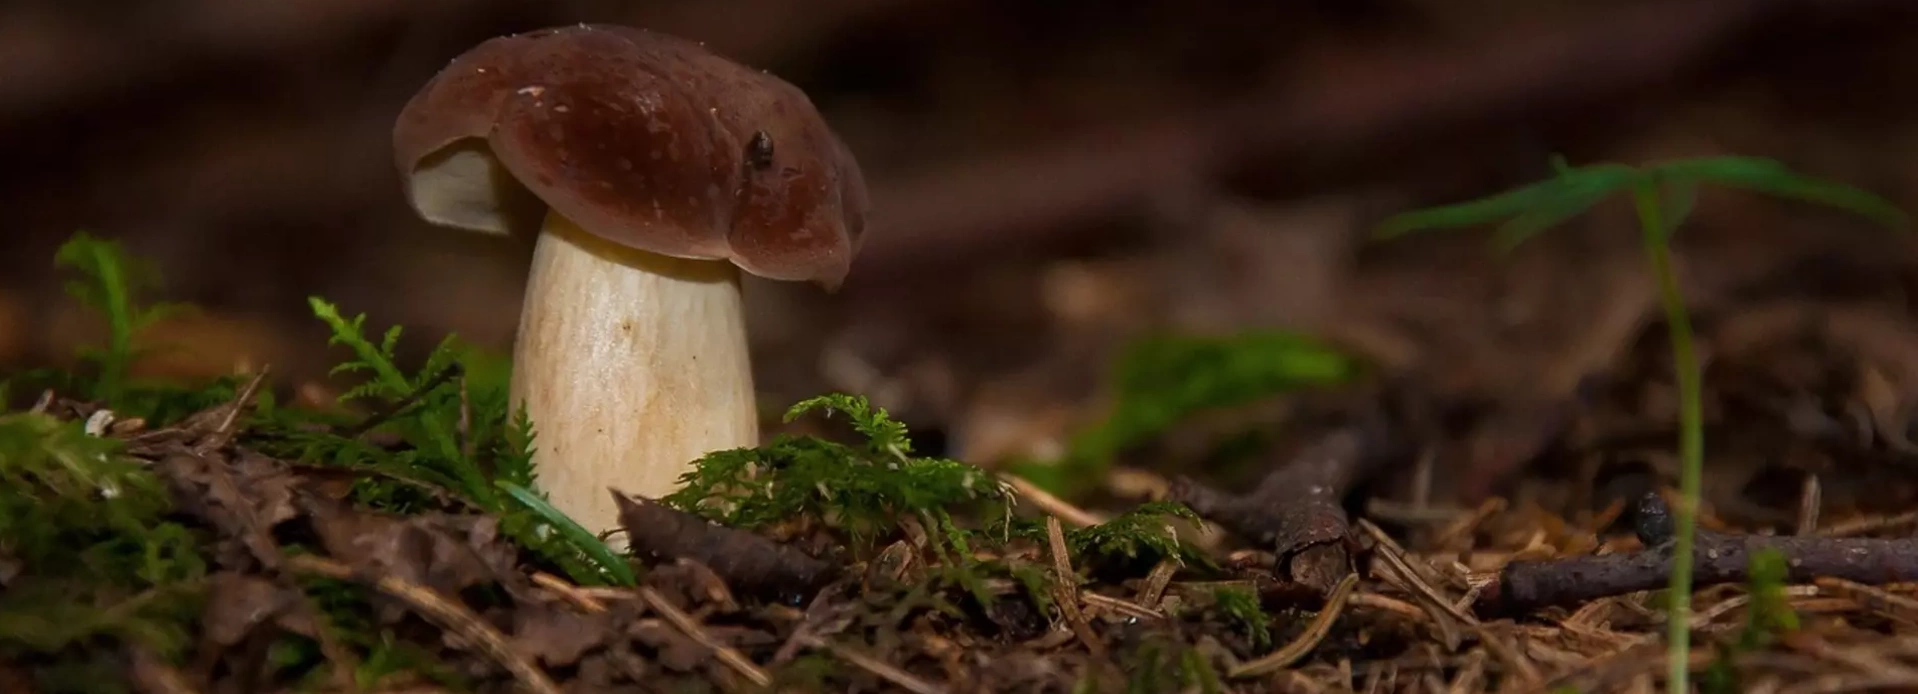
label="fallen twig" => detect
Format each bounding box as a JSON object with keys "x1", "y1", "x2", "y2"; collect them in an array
[
  {"x1": 1479, "y1": 489, "x2": 1918, "y2": 616},
  {"x1": 1136, "y1": 559, "x2": 1179, "y2": 609},
  {"x1": 1817, "y1": 510, "x2": 1918, "y2": 538},
  {"x1": 1173, "y1": 416, "x2": 1408, "y2": 593},
  {"x1": 531, "y1": 571, "x2": 609, "y2": 614},
  {"x1": 637, "y1": 586, "x2": 773, "y2": 689},
  {"x1": 1046, "y1": 515, "x2": 1109, "y2": 660},
  {"x1": 1081, "y1": 591, "x2": 1163, "y2": 621},
  {"x1": 1358, "y1": 518, "x2": 1470, "y2": 650},
  {"x1": 797, "y1": 634, "x2": 949, "y2": 694},
  {"x1": 1814, "y1": 577, "x2": 1918, "y2": 629},
  {"x1": 612, "y1": 492, "x2": 839, "y2": 603},
  {"x1": 193, "y1": 367, "x2": 269, "y2": 454},
  {"x1": 1004, "y1": 473, "x2": 1107, "y2": 528},
  {"x1": 284, "y1": 554, "x2": 561, "y2": 694}
]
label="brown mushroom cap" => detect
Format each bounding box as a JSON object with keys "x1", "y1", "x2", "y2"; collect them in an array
[{"x1": 393, "y1": 24, "x2": 868, "y2": 287}]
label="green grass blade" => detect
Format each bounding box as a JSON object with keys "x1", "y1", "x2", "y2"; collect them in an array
[
  {"x1": 496, "y1": 481, "x2": 637, "y2": 587},
  {"x1": 1653, "y1": 156, "x2": 1910, "y2": 230}
]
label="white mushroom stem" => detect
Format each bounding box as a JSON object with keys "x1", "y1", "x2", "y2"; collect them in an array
[{"x1": 512, "y1": 209, "x2": 758, "y2": 537}]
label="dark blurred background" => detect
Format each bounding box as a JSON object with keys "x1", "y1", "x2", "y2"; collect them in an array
[{"x1": 5, "y1": 0, "x2": 1918, "y2": 473}]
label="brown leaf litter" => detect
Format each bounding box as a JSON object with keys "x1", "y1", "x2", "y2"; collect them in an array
[{"x1": 20, "y1": 214, "x2": 1918, "y2": 691}]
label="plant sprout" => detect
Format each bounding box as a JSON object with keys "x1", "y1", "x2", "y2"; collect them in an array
[
  {"x1": 1374, "y1": 155, "x2": 1909, "y2": 694},
  {"x1": 52, "y1": 232, "x2": 193, "y2": 409}
]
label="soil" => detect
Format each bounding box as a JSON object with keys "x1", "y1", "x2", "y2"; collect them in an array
[{"x1": 15, "y1": 242, "x2": 1918, "y2": 692}]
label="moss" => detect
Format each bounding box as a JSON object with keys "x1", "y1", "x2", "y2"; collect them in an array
[
  {"x1": 1000, "y1": 499, "x2": 1217, "y2": 580},
  {"x1": 0, "y1": 413, "x2": 209, "y2": 693},
  {"x1": 1013, "y1": 330, "x2": 1362, "y2": 498},
  {"x1": 1207, "y1": 585, "x2": 1272, "y2": 652},
  {"x1": 664, "y1": 393, "x2": 1011, "y2": 560}
]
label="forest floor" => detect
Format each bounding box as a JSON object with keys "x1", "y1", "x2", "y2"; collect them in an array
[{"x1": 12, "y1": 169, "x2": 1918, "y2": 694}]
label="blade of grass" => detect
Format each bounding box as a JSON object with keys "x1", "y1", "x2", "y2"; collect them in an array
[{"x1": 497, "y1": 481, "x2": 636, "y2": 587}]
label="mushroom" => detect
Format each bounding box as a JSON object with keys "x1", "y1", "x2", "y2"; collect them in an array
[{"x1": 392, "y1": 24, "x2": 869, "y2": 536}]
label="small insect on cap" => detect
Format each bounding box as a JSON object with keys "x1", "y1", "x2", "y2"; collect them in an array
[{"x1": 392, "y1": 24, "x2": 870, "y2": 288}]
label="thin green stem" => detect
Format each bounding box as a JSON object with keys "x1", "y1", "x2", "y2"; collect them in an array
[
  {"x1": 1636, "y1": 181, "x2": 1704, "y2": 694},
  {"x1": 90, "y1": 243, "x2": 132, "y2": 406}
]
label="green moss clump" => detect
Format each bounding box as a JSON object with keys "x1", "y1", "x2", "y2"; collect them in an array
[
  {"x1": 665, "y1": 393, "x2": 1011, "y2": 559},
  {"x1": 0, "y1": 412, "x2": 209, "y2": 694},
  {"x1": 999, "y1": 499, "x2": 1215, "y2": 580},
  {"x1": 1014, "y1": 330, "x2": 1361, "y2": 498},
  {"x1": 1062, "y1": 500, "x2": 1212, "y2": 570},
  {"x1": 1207, "y1": 585, "x2": 1272, "y2": 652}
]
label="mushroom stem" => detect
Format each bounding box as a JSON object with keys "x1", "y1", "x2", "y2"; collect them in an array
[{"x1": 512, "y1": 209, "x2": 758, "y2": 536}]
